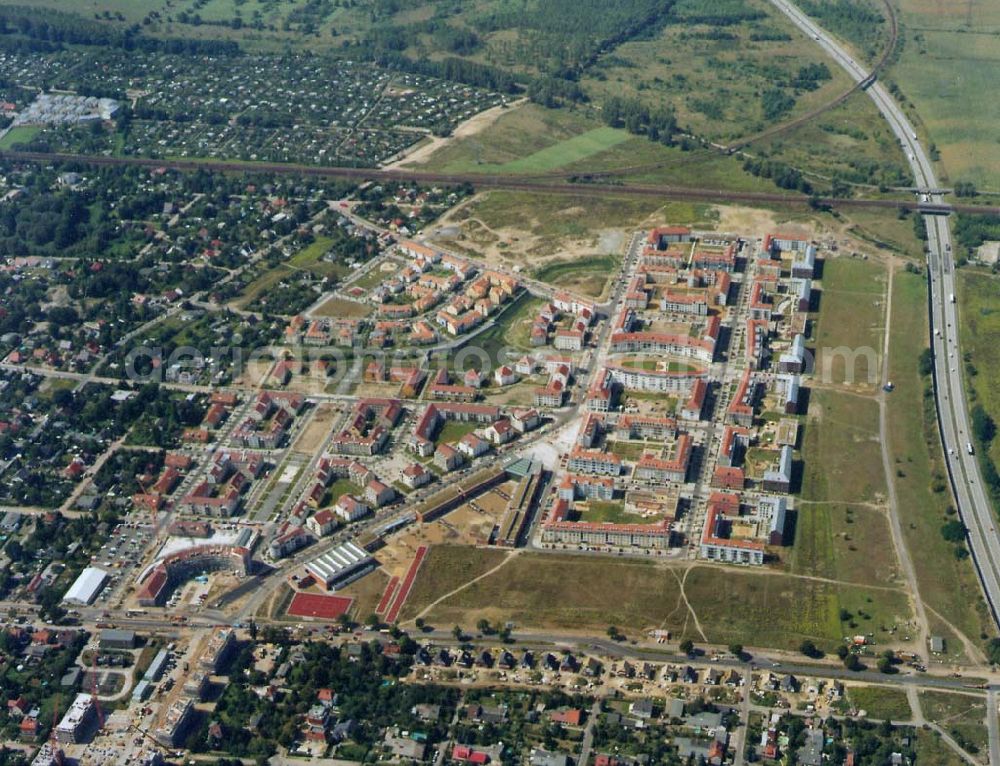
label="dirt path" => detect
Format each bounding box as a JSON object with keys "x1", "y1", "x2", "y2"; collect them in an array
[
  {"x1": 411, "y1": 549, "x2": 518, "y2": 622},
  {"x1": 677, "y1": 565, "x2": 708, "y2": 642},
  {"x1": 385, "y1": 98, "x2": 527, "y2": 169},
  {"x1": 877, "y1": 261, "x2": 932, "y2": 655},
  {"x1": 925, "y1": 603, "x2": 988, "y2": 665}
]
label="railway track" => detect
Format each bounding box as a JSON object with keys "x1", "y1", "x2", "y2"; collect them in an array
[
  {"x1": 526, "y1": 0, "x2": 900, "y2": 182},
  {"x1": 4, "y1": 148, "x2": 1000, "y2": 215},
  {"x1": 724, "y1": 0, "x2": 899, "y2": 152}
]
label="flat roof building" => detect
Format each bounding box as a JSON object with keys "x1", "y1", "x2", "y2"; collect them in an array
[
  {"x1": 62, "y1": 567, "x2": 110, "y2": 606},
  {"x1": 144, "y1": 649, "x2": 170, "y2": 682},
  {"x1": 304, "y1": 542, "x2": 375, "y2": 591},
  {"x1": 54, "y1": 693, "x2": 96, "y2": 743},
  {"x1": 98, "y1": 629, "x2": 136, "y2": 650},
  {"x1": 132, "y1": 680, "x2": 152, "y2": 703}
]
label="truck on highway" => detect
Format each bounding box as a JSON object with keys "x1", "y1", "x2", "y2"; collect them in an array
[
  {"x1": 950, "y1": 293, "x2": 956, "y2": 303},
  {"x1": 967, "y1": 442, "x2": 975, "y2": 455}
]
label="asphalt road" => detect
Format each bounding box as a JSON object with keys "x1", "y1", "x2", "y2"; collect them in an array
[{"x1": 769, "y1": 1, "x2": 1000, "y2": 762}]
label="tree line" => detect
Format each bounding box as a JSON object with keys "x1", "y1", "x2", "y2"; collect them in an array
[{"x1": 0, "y1": 5, "x2": 241, "y2": 55}]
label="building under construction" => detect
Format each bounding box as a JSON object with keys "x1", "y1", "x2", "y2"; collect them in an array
[
  {"x1": 54, "y1": 693, "x2": 97, "y2": 744},
  {"x1": 494, "y1": 458, "x2": 545, "y2": 547}
]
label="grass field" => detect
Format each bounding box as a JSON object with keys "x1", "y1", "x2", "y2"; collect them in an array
[
  {"x1": 786, "y1": 503, "x2": 901, "y2": 586},
  {"x1": 236, "y1": 236, "x2": 347, "y2": 308},
  {"x1": 417, "y1": 102, "x2": 785, "y2": 195},
  {"x1": 416, "y1": 104, "x2": 601, "y2": 172},
  {"x1": 581, "y1": 501, "x2": 659, "y2": 526},
  {"x1": 398, "y1": 545, "x2": 509, "y2": 622},
  {"x1": 495, "y1": 296, "x2": 545, "y2": 350},
  {"x1": 437, "y1": 420, "x2": 480, "y2": 445},
  {"x1": 919, "y1": 690, "x2": 988, "y2": 759},
  {"x1": 915, "y1": 729, "x2": 973, "y2": 766},
  {"x1": 461, "y1": 292, "x2": 539, "y2": 365},
  {"x1": 890, "y1": 0, "x2": 1000, "y2": 189},
  {"x1": 312, "y1": 296, "x2": 372, "y2": 318},
  {"x1": 682, "y1": 566, "x2": 912, "y2": 651},
  {"x1": 338, "y1": 568, "x2": 390, "y2": 623},
  {"x1": 580, "y1": 0, "x2": 856, "y2": 144},
  {"x1": 812, "y1": 257, "x2": 887, "y2": 389},
  {"x1": 842, "y1": 207, "x2": 927, "y2": 258},
  {"x1": 754, "y1": 92, "x2": 911, "y2": 190},
  {"x1": 958, "y1": 268, "x2": 1000, "y2": 469},
  {"x1": 533, "y1": 255, "x2": 620, "y2": 298},
  {"x1": 235, "y1": 265, "x2": 296, "y2": 308},
  {"x1": 414, "y1": 549, "x2": 913, "y2": 651},
  {"x1": 607, "y1": 441, "x2": 649, "y2": 462},
  {"x1": 465, "y1": 126, "x2": 629, "y2": 174},
  {"x1": 435, "y1": 190, "x2": 716, "y2": 269},
  {"x1": 847, "y1": 685, "x2": 912, "y2": 721},
  {"x1": 799, "y1": 389, "x2": 886, "y2": 505},
  {"x1": 287, "y1": 236, "x2": 347, "y2": 279},
  {"x1": 0, "y1": 126, "x2": 41, "y2": 149},
  {"x1": 888, "y1": 269, "x2": 993, "y2": 655}
]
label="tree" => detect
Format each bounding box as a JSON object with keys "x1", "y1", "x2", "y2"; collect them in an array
[
  {"x1": 607, "y1": 625, "x2": 622, "y2": 641},
  {"x1": 728, "y1": 643, "x2": 744, "y2": 659},
  {"x1": 452, "y1": 625, "x2": 464, "y2": 641},
  {"x1": 476, "y1": 618, "x2": 491, "y2": 635},
  {"x1": 954, "y1": 181, "x2": 978, "y2": 198},
  {"x1": 971, "y1": 404, "x2": 996, "y2": 445},
  {"x1": 985, "y1": 638, "x2": 1000, "y2": 665},
  {"x1": 799, "y1": 639, "x2": 820, "y2": 658},
  {"x1": 940, "y1": 519, "x2": 967, "y2": 544},
  {"x1": 918, "y1": 348, "x2": 934, "y2": 377},
  {"x1": 844, "y1": 654, "x2": 863, "y2": 672},
  {"x1": 877, "y1": 650, "x2": 897, "y2": 674},
  {"x1": 414, "y1": 617, "x2": 425, "y2": 630},
  {"x1": 679, "y1": 639, "x2": 694, "y2": 655}
]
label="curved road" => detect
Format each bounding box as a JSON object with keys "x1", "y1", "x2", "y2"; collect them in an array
[
  {"x1": 769, "y1": 1, "x2": 1000, "y2": 761},
  {"x1": 770, "y1": 0, "x2": 1000, "y2": 634}
]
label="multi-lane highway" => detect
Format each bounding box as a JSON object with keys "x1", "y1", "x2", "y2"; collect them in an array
[
  {"x1": 770, "y1": 0, "x2": 1000, "y2": 634},
  {"x1": 769, "y1": 1, "x2": 1000, "y2": 759}
]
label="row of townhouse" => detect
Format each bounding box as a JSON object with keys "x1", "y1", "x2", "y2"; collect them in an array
[
  {"x1": 541, "y1": 498, "x2": 673, "y2": 550},
  {"x1": 609, "y1": 310, "x2": 720, "y2": 362},
  {"x1": 285, "y1": 315, "x2": 363, "y2": 347},
  {"x1": 606, "y1": 364, "x2": 705, "y2": 395}
]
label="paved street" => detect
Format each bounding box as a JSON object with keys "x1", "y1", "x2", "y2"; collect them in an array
[{"x1": 771, "y1": 2, "x2": 1000, "y2": 760}]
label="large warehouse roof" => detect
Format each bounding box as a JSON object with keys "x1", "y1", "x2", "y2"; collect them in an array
[
  {"x1": 305, "y1": 542, "x2": 372, "y2": 586},
  {"x1": 62, "y1": 566, "x2": 110, "y2": 605}
]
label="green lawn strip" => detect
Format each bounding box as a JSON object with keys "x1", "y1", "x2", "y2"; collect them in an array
[
  {"x1": 812, "y1": 257, "x2": 886, "y2": 388},
  {"x1": 890, "y1": 270, "x2": 994, "y2": 649},
  {"x1": 846, "y1": 685, "x2": 912, "y2": 721},
  {"x1": 799, "y1": 389, "x2": 886, "y2": 505}
]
